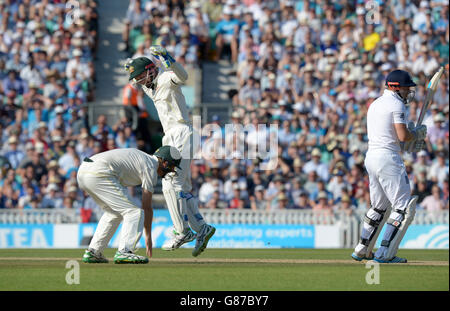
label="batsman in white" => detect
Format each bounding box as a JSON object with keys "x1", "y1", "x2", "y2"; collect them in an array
[
  {"x1": 125, "y1": 46, "x2": 216, "y2": 257},
  {"x1": 78, "y1": 145, "x2": 183, "y2": 264},
  {"x1": 351, "y1": 69, "x2": 427, "y2": 263}
]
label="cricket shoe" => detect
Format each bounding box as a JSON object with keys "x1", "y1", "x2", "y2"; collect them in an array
[
  {"x1": 351, "y1": 251, "x2": 374, "y2": 262},
  {"x1": 162, "y1": 228, "x2": 196, "y2": 251},
  {"x1": 192, "y1": 224, "x2": 216, "y2": 257},
  {"x1": 114, "y1": 251, "x2": 149, "y2": 264},
  {"x1": 373, "y1": 256, "x2": 407, "y2": 263},
  {"x1": 82, "y1": 249, "x2": 109, "y2": 263}
]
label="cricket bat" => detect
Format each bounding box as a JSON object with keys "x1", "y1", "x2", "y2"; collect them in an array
[{"x1": 416, "y1": 66, "x2": 445, "y2": 126}]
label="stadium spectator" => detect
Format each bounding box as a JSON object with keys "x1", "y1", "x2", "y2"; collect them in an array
[
  {"x1": 0, "y1": 0, "x2": 448, "y2": 223},
  {"x1": 41, "y1": 183, "x2": 63, "y2": 209},
  {"x1": 420, "y1": 184, "x2": 446, "y2": 212}
]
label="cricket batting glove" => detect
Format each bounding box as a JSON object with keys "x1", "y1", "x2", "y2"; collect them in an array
[
  {"x1": 412, "y1": 140, "x2": 426, "y2": 152},
  {"x1": 405, "y1": 122, "x2": 427, "y2": 153},
  {"x1": 411, "y1": 124, "x2": 427, "y2": 141},
  {"x1": 150, "y1": 45, "x2": 176, "y2": 69}
]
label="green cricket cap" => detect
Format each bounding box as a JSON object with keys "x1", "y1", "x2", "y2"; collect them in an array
[
  {"x1": 154, "y1": 145, "x2": 182, "y2": 169},
  {"x1": 125, "y1": 57, "x2": 155, "y2": 81}
]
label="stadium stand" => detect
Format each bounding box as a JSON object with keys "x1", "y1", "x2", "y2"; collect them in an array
[{"x1": 0, "y1": 0, "x2": 448, "y2": 225}]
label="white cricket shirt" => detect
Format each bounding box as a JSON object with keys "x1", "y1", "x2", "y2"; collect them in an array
[
  {"x1": 142, "y1": 62, "x2": 191, "y2": 133},
  {"x1": 90, "y1": 148, "x2": 158, "y2": 193},
  {"x1": 367, "y1": 89, "x2": 407, "y2": 154}
]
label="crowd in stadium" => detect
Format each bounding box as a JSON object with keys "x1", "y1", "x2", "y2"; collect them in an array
[{"x1": 0, "y1": 0, "x2": 449, "y2": 219}]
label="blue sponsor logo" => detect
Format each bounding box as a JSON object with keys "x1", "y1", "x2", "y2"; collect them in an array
[
  {"x1": 376, "y1": 225, "x2": 449, "y2": 249},
  {"x1": 0, "y1": 225, "x2": 53, "y2": 248}
]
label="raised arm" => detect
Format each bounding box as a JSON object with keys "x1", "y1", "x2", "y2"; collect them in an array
[{"x1": 150, "y1": 45, "x2": 188, "y2": 83}]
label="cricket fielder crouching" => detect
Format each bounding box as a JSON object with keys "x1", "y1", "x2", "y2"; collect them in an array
[
  {"x1": 125, "y1": 46, "x2": 215, "y2": 257},
  {"x1": 352, "y1": 69, "x2": 427, "y2": 263},
  {"x1": 77, "y1": 145, "x2": 183, "y2": 264}
]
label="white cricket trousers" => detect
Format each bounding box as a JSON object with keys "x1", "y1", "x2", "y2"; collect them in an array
[
  {"x1": 77, "y1": 159, "x2": 144, "y2": 253},
  {"x1": 364, "y1": 150, "x2": 411, "y2": 214},
  {"x1": 162, "y1": 124, "x2": 205, "y2": 233}
]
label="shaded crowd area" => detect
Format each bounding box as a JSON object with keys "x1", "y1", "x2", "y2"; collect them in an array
[{"x1": 1, "y1": 0, "x2": 448, "y2": 220}]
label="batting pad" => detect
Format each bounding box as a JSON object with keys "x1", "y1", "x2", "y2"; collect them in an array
[
  {"x1": 186, "y1": 194, "x2": 206, "y2": 233},
  {"x1": 384, "y1": 195, "x2": 418, "y2": 259},
  {"x1": 162, "y1": 178, "x2": 189, "y2": 233}
]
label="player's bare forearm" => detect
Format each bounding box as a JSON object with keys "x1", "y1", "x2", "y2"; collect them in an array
[
  {"x1": 394, "y1": 123, "x2": 415, "y2": 142},
  {"x1": 142, "y1": 190, "x2": 153, "y2": 257}
]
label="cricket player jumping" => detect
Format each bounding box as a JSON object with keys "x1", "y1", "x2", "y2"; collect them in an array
[
  {"x1": 352, "y1": 69, "x2": 427, "y2": 263},
  {"x1": 125, "y1": 46, "x2": 215, "y2": 257},
  {"x1": 78, "y1": 145, "x2": 183, "y2": 264}
]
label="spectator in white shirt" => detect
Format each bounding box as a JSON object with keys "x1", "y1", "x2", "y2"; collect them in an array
[
  {"x1": 411, "y1": 45, "x2": 439, "y2": 76},
  {"x1": 65, "y1": 49, "x2": 91, "y2": 80},
  {"x1": 41, "y1": 183, "x2": 64, "y2": 209},
  {"x1": 428, "y1": 152, "x2": 449, "y2": 187},
  {"x1": 412, "y1": 1, "x2": 430, "y2": 32},
  {"x1": 303, "y1": 148, "x2": 329, "y2": 182}
]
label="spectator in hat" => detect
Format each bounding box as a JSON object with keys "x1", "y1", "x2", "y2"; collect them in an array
[
  {"x1": 295, "y1": 190, "x2": 312, "y2": 209},
  {"x1": 413, "y1": 150, "x2": 429, "y2": 176},
  {"x1": 41, "y1": 183, "x2": 64, "y2": 209},
  {"x1": 412, "y1": 1, "x2": 431, "y2": 32},
  {"x1": 303, "y1": 170, "x2": 319, "y2": 199},
  {"x1": 18, "y1": 183, "x2": 40, "y2": 209},
  {"x1": 265, "y1": 175, "x2": 286, "y2": 209},
  {"x1": 422, "y1": 104, "x2": 442, "y2": 128},
  {"x1": 48, "y1": 105, "x2": 68, "y2": 133},
  {"x1": 204, "y1": 189, "x2": 228, "y2": 209},
  {"x1": 66, "y1": 48, "x2": 92, "y2": 80},
  {"x1": 327, "y1": 169, "x2": 350, "y2": 203},
  {"x1": 303, "y1": 148, "x2": 329, "y2": 182},
  {"x1": 333, "y1": 194, "x2": 356, "y2": 216},
  {"x1": 214, "y1": 5, "x2": 240, "y2": 62},
  {"x1": 412, "y1": 173, "x2": 432, "y2": 203},
  {"x1": 412, "y1": 45, "x2": 440, "y2": 76},
  {"x1": 249, "y1": 184, "x2": 266, "y2": 210},
  {"x1": 58, "y1": 141, "x2": 80, "y2": 177},
  {"x1": 228, "y1": 183, "x2": 244, "y2": 209},
  {"x1": 47, "y1": 134, "x2": 65, "y2": 160},
  {"x1": 374, "y1": 38, "x2": 397, "y2": 64},
  {"x1": 275, "y1": 192, "x2": 292, "y2": 210},
  {"x1": 428, "y1": 152, "x2": 449, "y2": 187},
  {"x1": 199, "y1": 172, "x2": 223, "y2": 205},
  {"x1": 394, "y1": 0, "x2": 418, "y2": 20},
  {"x1": 312, "y1": 191, "x2": 333, "y2": 216},
  {"x1": 3, "y1": 136, "x2": 24, "y2": 169},
  {"x1": 2, "y1": 70, "x2": 27, "y2": 95},
  {"x1": 223, "y1": 165, "x2": 247, "y2": 201},
  {"x1": 428, "y1": 113, "x2": 447, "y2": 146}
]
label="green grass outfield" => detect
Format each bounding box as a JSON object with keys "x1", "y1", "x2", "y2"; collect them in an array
[{"x1": 0, "y1": 248, "x2": 447, "y2": 291}]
